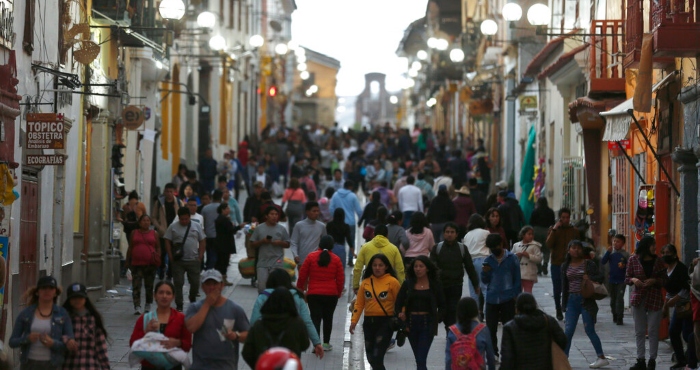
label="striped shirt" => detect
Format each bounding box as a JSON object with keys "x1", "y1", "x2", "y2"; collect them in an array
[{"x1": 567, "y1": 264, "x2": 586, "y2": 293}]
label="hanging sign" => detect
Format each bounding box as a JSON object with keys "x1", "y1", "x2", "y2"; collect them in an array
[
  {"x1": 122, "y1": 105, "x2": 144, "y2": 130},
  {"x1": 519, "y1": 95, "x2": 538, "y2": 110},
  {"x1": 26, "y1": 113, "x2": 65, "y2": 149},
  {"x1": 607, "y1": 139, "x2": 630, "y2": 150},
  {"x1": 26, "y1": 154, "x2": 65, "y2": 166}
]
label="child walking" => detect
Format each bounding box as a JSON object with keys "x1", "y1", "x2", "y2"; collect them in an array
[
  {"x1": 512, "y1": 226, "x2": 543, "y2": 293},
  {"x1": 601, "y1": 234, "x2": 629, "y2": 325},
  {"x1": 61, "y1": 283, "x2": 110, "y2": 369}
]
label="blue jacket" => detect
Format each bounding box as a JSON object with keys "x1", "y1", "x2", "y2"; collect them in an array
[
  {"x1": 481, "y1": 251, "x2": 522, "y2": 304},
  {"x1": 445, "y1": 320, "x2": 496, "y2": 370},
  {"x1": 9, "y1": 304, "x2": 74, "y2": 366},
  {"x1": 601, "y1": 249, "x2": 630, "y2": 284},
  {"x1": 329, "y1": 189, "x2": 363, "y2": 226}
]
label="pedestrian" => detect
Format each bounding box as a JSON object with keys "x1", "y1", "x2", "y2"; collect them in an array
[
  {"x1": 198, "y1": 148, "x2": 218, "y2": 193},
  {"x1": 326, "y1": 208, "x2": 351, "y2": 267},
  {"x1": 481, "y1": 233, "x2": 521, "y2": 358},
  {"x1": 468, "y1": 178, "x2": 487, "y2": 216},
  {"x1": 319, "y1": 187, "x2": 334, "y2": 223},
  {"x1": 350, "y1": 254, "x2": 402, "y2": 370},
  {"x1": 164, "y1": 207, "x2": 206, "y2": 312},
  {"x1": 661, "y1": 243, "x2": 696, "y2": 369},
  {"x1": 281, "y1": 178, "x2": 307, "y2": 236},
  {"x1": 249, "y1": 206, "x2": 290, "y2": 293},
  {"x1": 129, "y1": 281, "x2": 192, "y2": 370},
  {"x1": 201, "y1": 189, "x2": 222, "y2": 270},
  {"x1": 500, "y1": 293, "x2": 567, "y2": 370},
  {"x1": 562, "y1": 240, "x2": 609, "y2": 368},
  {"x1": 250, "y1": 268, "x2": 324, "y2": 357},
  {"x1": 290, "y1": 201, "x2": 326, "y2": 267},
  {"x1": 397, "y1": 175, "x2": 423, "y2": 228},
  {"x1": 463, "y1": 214, "x2": 490, "y2": 318},
  {"x1": 353, "y1": 225, "x2": 405, "y2": 293},
  {"x1": 430, "y1": 222, "x2": 480, "y2": 332},
  {"x1": 196, "y1": 192, "x2": 211, "y2": 214},
  {"x1": 601, "y1": 233, "x2": 629, "y2": 325},
  {"x1": 60, "y1": 283, "x2": 109, "y2": 370},
  {"x1": 453, "y1": 186, "x2": 477, "y2": 239},
  {"x1": 258, "y1": 191, "x2": 286, "y2": 223},
  {"x1": 395, "y1": 256, "x2": 445, "y2": 370},
  {"x1": 363, "y1": 206, "x2": 388, "y2": 242},
  {"x1": 325, "y1": 169, "x2": 345, "y2": 194},
  {"x1": 171, "y1": 164, "x2": 188, "y2": 191},
  {"x1": 179, "y1": 184, "x2": 201, "y2": 205},
  {"x1": 358, "y1": 191, "x2": 382, "y2": 230},
  {"x1": 126, "y1": 190, "x2": 148, "y2": 219},
  {"x1": 214, "y1": 203, "x2": 243, "y2": 285},
  {"x1": 445, "y1": 297, "x2": 496, "y2": 370},
  {"x1": 530, "y1": 197, "x2": 556, "y2": 275},
  {"x1": 242, "y1": 288, "x2": 311, "y2": 368},
  {"x1": 426, "y1": 185, "x2": 456, "y2": 244},
  {"x1": 152, "y1": 183, "x2": 184, "y2": 280},
  {"x1": 296, "y1": 235, "x2": 345, "y2": 352},
  {"x1": 512, "y1": 226, "x2": 543, "y2": 293},
  {"x1": 185, "y1": 269, "x2": 250, "y2": 369},
  {"x1": 126, "y1": 214, "x2": 161, "y2": 315},
  {"x1": 625, "y1": 235, "x2": 667, "y2": 370},
  {"x1": 329, "y1": 180, "x2": 363, "y2": 265},
  {"x1": 496, "y1": 191, "x2": 525, "y2": 248},
  {"x1": 9, "y1": 276, "x2": 74, "y2": 370},
  {"x1": 173, "y1": 198, "x2": 204, "y2": 226},
  {"x1": 545, "y1": 207, "x2": 578, "y2": 321},
  {"x1": 403, "y1": 212, "x2": 434, "y2": 267},
  {"x1": 222, "y1": 185, "x2": 242, "y2": 226},
  {"x1": 243, "y1": 182, "x2": 264, "y2": 224},
  {"x1": 484, "y1": 208, "x2": 508, "y2": 250}
]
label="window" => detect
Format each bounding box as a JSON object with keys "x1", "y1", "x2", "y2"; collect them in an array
[
  {"x1": 611, "y1": 156, "x2": 631, "y2": 246},
  {"x1": 562, "y1": 156, "x2": 587, "y2": 221}
]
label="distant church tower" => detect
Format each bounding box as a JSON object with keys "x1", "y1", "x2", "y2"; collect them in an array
[{"x1": 355, "y1": 73, "x2": 395, "y2": 128}]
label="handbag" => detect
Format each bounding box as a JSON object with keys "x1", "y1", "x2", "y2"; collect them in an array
[
  {"x1": 580, "y1": 263, "x2": 608, "y2": 300},
  {"x1": 545, "y1": 314, "x2": 572, "y2": 370},
  {"x1": 371, "y1": 279, "x2": 401, "y2": 331},
  {"x1": 171, "y1": 222, "x2": 191, "y2": 261},
  {"x1": 675, "y1": 300, "x2": 693, "y2": 319}
]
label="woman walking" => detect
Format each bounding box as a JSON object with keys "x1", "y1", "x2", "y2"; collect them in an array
[
  {"x1": 530, "y1": 197, "x2": 556, "y2": 275},
  {"x1": 445, "y1": 297, "x2": 495, "y2": 370},
  {"x1": 214, "y1": 203, "x2": 243, "y2": 285},
  {"x1": 62, "y1": 283, "x2": 110, "y2": 369},
  {"x1": 282, "y1": 177, "x2": 307, "y2": 236},
  {"x1": 129, "y1": 281, "x2": 192, "y2": 370},
  {"x1": 662, "y1": 243, "x2": 696, "y2": 369},
  {"x1": 485, "y1": 208, "x2": 509, "y2": 250},
  {"x1": 296, "y1": 235, "x2": 345, "y2": 352},
  {"x1": 426, "y1": 185, "x2": 456, "y2": 243},
  {"x1": 562, "y1": 240, "x2": 609, "y2": 368},
  {"x1": 512, "y1": 226, "x2": 543, "y2": 293},
  {"x1": 350, "y1": 254, "x2": 401, "y2": 370},
  {"x1": 403, "y1": 212, "x2": 434, "y2": 267},
  {"x1": 326, "y1": 208, "x2": 352, "y2": 266},
  {"x1": 9, "y1": 276, "x2": 74, "y2": 370},
  {"x1": 359, "y1": 191, "x2": 382, "y2": 230},
  {"x1": 395, "y1": 256, "x2": 445, "y2": 370},
  {"x1": 126, "y1": 214, "x2": 161, "y2": 315},
  {"x1": 500, "y1": 293, "x2": 567, "y2": 370},
  {"x1": 625, "y1": 235, "x2": 666, "y2": 370}
]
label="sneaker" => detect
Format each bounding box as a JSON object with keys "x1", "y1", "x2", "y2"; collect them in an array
[
  {"x1": 589, "y1": 358, "x2": 609, "y2": 368},
  {"x1": 322, "y1": 343, "x2": 333, "y2": 351},
  {"x1": 629, "y1": 358, "x2": 647, "y2": 370},
  {"x1": 556, "y1": 310, "x2": 564, "y2": 321},
  {"x1": 386, "y1": 339, "x2": 395, "y2": 351},
  {"x1": 347, "y1": 260, "x2": 354, "y2": 267},
  {"x1": 134, "y1": 306, "x2": 142, "y2": 315},
  {"x1": 144, "y1": 304, "x2": 151, "y2": 313}
]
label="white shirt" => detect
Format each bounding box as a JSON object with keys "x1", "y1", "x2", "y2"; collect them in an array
[
  {"x1": 171, "y1": 213, "x2": 205, "y2": 236},
  {"x1": 398, "y1": 184, "x2": 423, "y2": 212},
  {"x1": 463, "y1": 228, "x2": 491, "y2": 258},
  {"x1": 255, "y1": 173, "x2": 267, "y2": 184}
]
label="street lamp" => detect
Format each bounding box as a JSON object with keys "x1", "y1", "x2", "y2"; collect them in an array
[
  {"x1": 502, "y1": 3, "x2": 523, "y2": 22},
  {"x1": 249, "y1": 34, "x2": 264, "y2": 48},
  {"x1": 158, "y1": 0, "x2": 186, "y2": 20},
  {"x1": 209, "y1": 35, "x2": 226, "y2": 51},
  {"x1": 435, "y1": 38, "x2": 449, "y2": 51},
  {"x1": 480, "y1": 19, "x2": 498, "y2": 36},
  {"x1": 411, "y1": 61, "x2": 422, "y2": 71},
  {"x1": 297, "y1": 54, "x2": 307, "y2": 63},
  {"x1": 426, "y1": 97, "x2": 437, "y2": 107},
  {"x1": 427, "y1": 37, "x2": 438, "y2": 49},
  {"x1": 275, "y1": 43, "x2": 289, "y2": 55},
  {"x1": 197, "y1": 11, "x2": 216, "y2": 29},
  {"x1": 449, "y1": 48, "x2": 465, "y2": 63},
  {"x1": 297, "y1": 63, "x2": 307, "y2": 71},
  {"x1": 390, "y1": 96, "x2": 399, "y2": 104},
  {"x1": 416, "y1": 50, "x2": 428, "y2": 60},
  {"x1": 300, "y1": 71, "x2": 310, "y2": 80}
]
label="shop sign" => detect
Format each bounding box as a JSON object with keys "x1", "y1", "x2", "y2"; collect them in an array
[
  {"x1": 0, "y1": 1, "x2": 14, "y2": 49},
  {"x1": 608, "y1": 139, "x2": 630, "y2": 150},
  {"x1": 26, "y1": 154, "x2": 65, "y2": 166},
  {"x1": 26, "y1": 113, "x2": 65, "y2": 149},
  {"x1": 122, "y1": 105, "x2": 144, "y2": 130},
  {"x1": 519, "y1": 95, "x2": 538, "y2": 110},
  {"x1": 143, "y1": 106, "x2": 151, "y2": 120}
]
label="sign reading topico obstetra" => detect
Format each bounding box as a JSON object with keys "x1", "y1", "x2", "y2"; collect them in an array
[{"x1": 26, "y1": 113, "x2": 65, "y2": 149}]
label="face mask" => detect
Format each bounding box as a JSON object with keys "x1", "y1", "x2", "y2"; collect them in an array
[{"x1": 662, "y1": 255, "x2": 677, "y2": 264}]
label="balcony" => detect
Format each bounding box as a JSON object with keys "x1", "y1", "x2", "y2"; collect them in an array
[
  {"x1": 91, "y1": 0, "x2": 167, "y2": 52},
  {"x1": 588, "y1": 20, "x2": 626, "y2": 97},
  {"x1": 624, "y1": 0, "x2": 699, "y2": 67}
]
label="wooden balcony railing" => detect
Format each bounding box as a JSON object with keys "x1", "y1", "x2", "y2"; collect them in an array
[{"x1": 589, "y1": 20, "x2": 626, "y2": 96}]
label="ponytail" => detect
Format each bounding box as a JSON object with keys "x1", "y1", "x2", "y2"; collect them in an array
[
  {"x1": 317, "y1": 235, "x2": 334, "y2": 268},
  {"x1": 318, "y1": 250, "x2": 331, "y2": 267}
]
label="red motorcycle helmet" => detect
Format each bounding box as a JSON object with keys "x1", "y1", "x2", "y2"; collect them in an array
[{"x1": 255, "y1": 347, "x2": 302, "y2": 370}]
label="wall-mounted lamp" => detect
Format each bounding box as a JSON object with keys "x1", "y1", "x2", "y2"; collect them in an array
[
  {"x1": 158, "y1": 0, "x2": 186, "y2": 21},
  {"x1": 197, "y1": 11, "x2": 217, "y2": 29},
  {"x1": 249, "y1": 34, "x2": 264, "y2": 48}
]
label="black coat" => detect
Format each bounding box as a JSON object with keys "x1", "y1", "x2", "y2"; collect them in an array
[
  {"x1": 500, "y1": 311, "x2": 567, "y2": 370},
  {"x1": 242, "y1": 313, "x2": 310, "y2": 368},
  {"x1": 214, "y1": 214, "x2": 240, "y2": 254},
  {"x1": 426, "y1": 194, "x2": 456, "y2": 224}
]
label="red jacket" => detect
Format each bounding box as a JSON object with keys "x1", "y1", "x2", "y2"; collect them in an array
[
  {"x1": 297, "y1": 249, "x2": 345, "y2": 297},
  {"x1": 130, "y1": 308, "x2": 192, "y2": 369}
]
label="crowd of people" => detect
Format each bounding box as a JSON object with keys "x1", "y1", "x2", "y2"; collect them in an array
[{"x1": 8, "y1": 123, "x2": 700, "y2": 370}]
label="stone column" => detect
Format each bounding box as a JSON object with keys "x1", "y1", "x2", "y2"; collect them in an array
[{"x1": 672, "y1": 148, "x2": 698, "y2": 264}]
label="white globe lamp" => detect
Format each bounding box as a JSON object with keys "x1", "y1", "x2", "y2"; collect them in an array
[
  {"x1": 196, "y1": 11, "x2": 216, "y2": 29},
  {"x1": 416, "y1": 50, "x2": 428, "y2": 60},
  {"x1": 159, "y1": 0, "x2": 186, "y2": 20},
  {"x1": 480, "y1": 19, "x2": 498, "y2": 36},
  {"x1": 249, "y1": 34, "x2": 264, "y2": 48},
  {"x1": 502, "y1": 3, "x2": 523, "y2": 22},
  {"x1": 449, "y1": 48, "x2": 465, "y2": 63},
  {"x1": 209, "y1": 35, "x2": 226, "y2": 51},
  {"x1": 527, "y1": 4, "x2": 552, "y2": 26}
]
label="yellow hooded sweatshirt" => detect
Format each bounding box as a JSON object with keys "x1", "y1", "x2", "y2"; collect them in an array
[
  {"x1": 352, "y1": 235, "x2": 405, "y2": 289},
  {"x1": 351, "y1": 273, "x2": 401, "y2": 324}
]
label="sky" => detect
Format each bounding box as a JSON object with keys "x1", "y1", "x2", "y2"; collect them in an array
[{"x1": 291, "y1": 0, "x2": 428, "y2": 97}]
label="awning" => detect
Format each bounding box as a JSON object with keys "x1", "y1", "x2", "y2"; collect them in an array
[{"x1": 600, "y1": 98, "x2": 634, "y2": 141}]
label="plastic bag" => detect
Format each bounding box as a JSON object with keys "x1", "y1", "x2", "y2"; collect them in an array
[{"x1": 126, "y1": 269, "x2": 132, "y2": 281}]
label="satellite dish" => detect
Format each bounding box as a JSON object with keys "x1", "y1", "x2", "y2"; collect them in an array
[{"x1": 269, "y1": 20, "x2": 282, "y2": 32}]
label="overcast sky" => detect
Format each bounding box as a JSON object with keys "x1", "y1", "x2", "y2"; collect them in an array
[{"x1": 291, "y1": 0, "x2": 428, "y2": 97}]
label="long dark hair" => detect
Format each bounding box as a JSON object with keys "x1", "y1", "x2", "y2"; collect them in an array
[
  {"x1": 266, "y1": 268, "x2": 304, "y2": 300},
  {"x1": 375, "y1": 206, "x2": 388, "y2": 225},
  {"x1": 456, "y1": 297, "x2": 480, "y2": 333},
  {"x1": 260, "y1": 287, "x2": 298, "y2": 317},
  {"x1": 318, "y1": 235, "x2": 335, "y2": 267},
  {"x1": 406, "y1": 255, "x2": 439, "y2": 282},
  {"x1": 636, "y1": 235, "x2": 656, "y2": 258},
  {"x1": 563, "y1": 239, "x2": 584, "y2": 265},
  {"x1": 370, "y1": 191, "x2": 381, "y2": 204},
  {"x1": 409, "y1": 212, "x2": 427, "y2": 234},
  {"x1": 332, "y1": 208, "x2": 345, "y2": 224},
  {"x1": 387, "y1": 211, "x2": 403, "y2": 225},
  {"x1": 361, "y1": 254, "x2": 398, "y2": 280},
  {"x1": 466, "y1": 214, "x2": 486, "y2": 232},
  {"x1": 62, "y1": 288, "x2": 109, "y2": 340},
  {"x1": 484, "y1": 208, "x2": 501, "y2": 228}
]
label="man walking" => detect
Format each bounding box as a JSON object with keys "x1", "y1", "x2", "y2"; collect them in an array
[
  {"x1": 173, "y1": 198, "x2": 204, "y2": 226},
  {"x1": 198, "y1": 148, "x2": 218, "y2": 193},
  {"x1": 545, "y1": 207, "x2": 579, "y2": 321},
  {"x1": 249, "y1": 206, "x2": 290, "y2": 292},
  {"x1": 290, "y1": 202, "x2": 327, "y2": 267},
  {"x1": 329, "y1": 180, "x2": 363, "y2": 265},
  {"x1": 497, "y1": 190, "x2": 525, "y2": 248},
  {"x1": 185, "y1": 269, "x2": 250, "y2": 369},
  {"x1": 201, "y1": 190, "x2": 223, "y2": 270},
  {"x1": 397, "y1": 175, "x2": 423, "y2": 228},
  {"x1": 152, "y1": 183, "x2": 183, "y2": 280},
  {"x1": 165, "y1": 207, "x2": 207, "y2": 311}
]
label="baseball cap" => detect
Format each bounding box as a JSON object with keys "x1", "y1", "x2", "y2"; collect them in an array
[
  {"x1": 495, "y1": 180, "x2": 508, "y2": 190},
  {"x1": 66, "y1": 283, "x2": 87, "y2": 299},
  {"x1": 438, "y1": 184, "x2": 447, "y2": 191},
  {"x1": 201, "y1": 269, "x2": 223, "y2": 283},
  {"x1": 37, "y1": 276, "x2": 57, "y2": 289}
]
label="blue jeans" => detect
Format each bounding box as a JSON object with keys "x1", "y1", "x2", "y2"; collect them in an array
[
  {"x1": 402, "y1": 211, "x2": 415, "y2": 229},
  {"x1": 551, "y1": 264, "x2": 562, "y2": 312},
  {"x1": 407, "y1": 314, "x2": 433, "y2": 370},
  {"x1": 670, "y1": 309, "x2": 695, "y2": 365},
  {"x1": 564, "y1": 293, "x2": 604, "y2": 356},
  {"x1": 332, "y1": 243, "x2": 347, "y2": 267},
  {"x1": 470, "y1": 257, "x2": 487, "y2": 302}
]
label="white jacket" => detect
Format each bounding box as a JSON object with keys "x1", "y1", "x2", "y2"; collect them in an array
[{"x1": 512, "y1": 241, "x2": 543, "y2": 282}]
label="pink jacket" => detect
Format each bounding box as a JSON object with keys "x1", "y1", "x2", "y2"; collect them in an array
[{"x1": 404, "y1": 228, "x2": 435, "y2": 257}]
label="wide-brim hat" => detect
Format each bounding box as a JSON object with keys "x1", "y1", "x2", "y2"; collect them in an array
[{"x1": 456, "y1": 186, "x2": 471, "y2": 195}]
